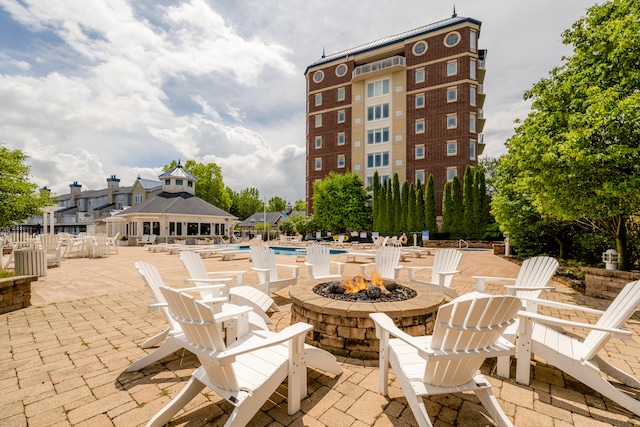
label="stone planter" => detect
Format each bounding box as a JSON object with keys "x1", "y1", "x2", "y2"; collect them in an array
[
  {"x1": 0, "y1": 275, "x2": 37, "y2": 314},
  {"x1": 584, "y1": 267, "x2": 640, "y2": 300}
]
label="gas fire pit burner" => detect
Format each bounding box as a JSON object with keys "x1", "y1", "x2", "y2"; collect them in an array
[{"x1": 313, "y1": 279, "x2": 417, "y2": 303}]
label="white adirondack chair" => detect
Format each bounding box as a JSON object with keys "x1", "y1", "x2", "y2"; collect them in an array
[
  {"x1": 370, "y1": 292, "x2": 521, "y2": 427},
  {"x1": 305, "y1": 243, "x2": 345, "y2": 280},
  {"x1": 127, "y1": 261, "x2": 268, "y2": 372},
  {"x1": 92, "y1": 233, "x2": 111, "y2": 258},
  {"x1": 250, "y1": 245, "x2": 301, "y2": 294},
  {"x1": 407, "y1": 248, "x2": 462, "y2": 298},
  {"x1": 107, "y1": 232, "x2": 120, "y2": 255},
  {"x1": 148, "y1": 285, "x2": 312, "y2": 427},
  {"x1": 360, "y1": 246, "x2": 403, "y2": 280},
  {"x1": 473, "y1": 256, "x2": 558, "y2": 377},
  {"x1": 516, "y1": 280, "x2": 640, "y2": 417},
  {"x1": 180, "y1": 251, "x2": 279, "y2": 324},
  {"x1": 38, "y1": 234, "x2": 62, "y2": 267}
]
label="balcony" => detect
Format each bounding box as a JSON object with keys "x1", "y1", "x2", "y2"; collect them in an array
[
  {"x1": 477, "y1": 109, "x2": 486, "y2": 133},
  {"x1": 478, "y1": 49, "x2": 487, "y2": 83},
  {"x1": 352, "y1": 56, "x2": 406, "y2": 81}
]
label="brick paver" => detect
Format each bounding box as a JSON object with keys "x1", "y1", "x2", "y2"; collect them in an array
[{"x1": 1, "y1": 245, "x2": 639, "y2": 426}]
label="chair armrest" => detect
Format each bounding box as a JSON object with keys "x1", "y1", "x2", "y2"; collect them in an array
[
  {"x1": 331, "y1": 261, "x2": 345, "y2": 275},
  {"x1": 184, "y1": 278, "x2": 232, "y2": 284},
  {"x1": 212, "y1": 305, "x2": 253, "y2": 323},
  {"x1": 504, "y1": 285, "x2": 554, "y2": 295},
  {"x1": 473, "y1": 275, "x2": 516, "y2": 292},
  {"x1": 180, "y1": 285, "x2": 227, "y2": 293},
  {"x1": 217, "y1": 322, "x2": 313, "y2": 362},
  {"x1": 406, "y1": 265, "x2": 433, "y2": 281},
  {"x1": 147, "y1": 302, "x2": 167, "y2": 312},
  {"x1": 517, "y1": 296, "x2": 605, "y2": 315},
  {"x1": 275, "y1": 264, "x2": 302, "y2": 278},
  {"x1": 518, "y1": 311, "x2": 632, "y2": 339},
  {"x1": 369, "y1": 312, "x2": 425, "y2": 350},
  {"x1": 360, "y1": 263, "x2": 375, "y2": 276}
]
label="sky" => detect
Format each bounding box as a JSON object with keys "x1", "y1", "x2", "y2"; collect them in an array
[{"x1": 0, "y1": 0, "x2": 597, "y2": 205}]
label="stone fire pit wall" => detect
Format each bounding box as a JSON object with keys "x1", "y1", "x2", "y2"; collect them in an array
[{"x1": 290, "y1": 284, "x2": 445, "y2": 360}]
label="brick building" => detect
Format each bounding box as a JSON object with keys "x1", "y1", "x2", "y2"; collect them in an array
[{"x1": 304, "y1": 13, "x2": 486, "y2": 213}]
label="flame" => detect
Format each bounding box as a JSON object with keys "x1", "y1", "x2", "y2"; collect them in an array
[
  {"x1": 341, "y1": 275, "x2": 369, "y2": 294},
  {"x1": 371, "y1": 270, "x2": 383, "y2": 287}
]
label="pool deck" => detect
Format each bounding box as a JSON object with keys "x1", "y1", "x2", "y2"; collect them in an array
[{"x1": 2, "y1": 245, "x2": 640, "y2": 426}]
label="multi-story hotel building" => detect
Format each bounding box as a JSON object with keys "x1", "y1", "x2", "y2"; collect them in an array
[{"x1": 304, "y1": 13, "x2": 486, "y2": 213}]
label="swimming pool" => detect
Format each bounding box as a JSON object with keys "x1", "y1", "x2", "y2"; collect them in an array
[{"x1": 269, "y1": 246, "x2": 346, "y2": 256}]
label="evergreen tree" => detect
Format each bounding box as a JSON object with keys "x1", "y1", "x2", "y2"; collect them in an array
[
  {"x1": 392, "y1": 173, "x2": 401, "y2": 232},
  {"x1": 372, "y1": 171, "x2": 380, "y2": 230},
  {"x1": 406, "y1": 182, "x2": 416, "y2": 232},
  {"x1": 451, "y1": 176, "x2": 464, "y2": 239},
  {"x1": 441, "y1": 181, "x2": 453, "y2": 234},
  {"x1": 414, "y1": 178, "x2": 425, "y2": 232},
  {"x1": 424, "y1": 174, "x2": 437, "y2": 233},
  {"x1": 400, "y1": 180, "x2": 409, "y2": 232},
  {"x1": 462, "y1": 165, "x2": 476, "y2": 238},
  {"x1": 474, "y1": 168, "x2": 489, "y2": 238}
]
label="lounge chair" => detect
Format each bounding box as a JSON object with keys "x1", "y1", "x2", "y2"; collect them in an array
[
  {"x1": 304, "y1": 243, "x2": 345, "y2": 280},
  {"x1": 407, "y1": 248, "x2": 462, "y2": 298},
  {"x1": 249, "y1": 246, "x2": 301, "y2": 294},
  {"x1": 360, "y1": 246, "x2": 403, "y2": 280}
]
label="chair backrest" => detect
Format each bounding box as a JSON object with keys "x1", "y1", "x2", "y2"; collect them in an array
[
  {"x1": 134, "y1": 261, "x2": 181, "y2": 332},
  {"x1": 513, "y1": 256, "x2": 559, "y2": 299},
  {"x1": 149, "y1": 234, "x2": 157, "y2": 244},
  {"x1": 306, "y1": 244, "x2": 332, "y2": 277},
  {"x1": 374, "y1": 246, "x2": 401, "y2": 279},
  {"x1": 431, "y1": 249, "x2": 463, "y2": 288},
  {"x1": 179, "y1": 251, "x2": 228, "y2": 299},
  {"x1": 39, "y1": 234, "x2": 60, "y2": 250},
  {"x1": 250, "y1": 246, "x2": 279, "y2": 282},
  {"x1": 426, "y1": 293, "x2": 521, "y2": 387},
  {"x1": 582, "y1": 280, "x2": 640, "y2": 361},
  {"x1": 159, "y1": 286, "x2": 240, "y2": 391}
]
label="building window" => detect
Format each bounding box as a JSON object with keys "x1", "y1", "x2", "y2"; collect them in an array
[
  {"x1": 367, "y1": 103, "x2": 390, "y2": 121},
  {"x1": 315, "y1": 114, "x2": 322, "y2": 127},
  {"x1": 337, "y1": 132, "x2": 345, "y2": 145},
  {"x1": 470, "y1": 140, "x2": 477, "y2": 160},
  {"x1": 415, "y1": 119, "x2": 425, "y2": 134},
  {"x1": 447, "y1": 114, "x2": 457, "y2": 129},
  {"x1": 337, "y1": 87, "x2": 345, "y2": 101},
  {"x1": 470, "y1": 86, "x2": 477, "y2": 106},
  {"x1": 315, "y1": 157, "x2": 322, "y2": 171},
  {"x1": 315, "y1": 93, "x2": 322, "y2": 106},
  {"x1": 337, "y1": 155, "x2": 345, "y2": 168},
  {"x1": 367, "y1": 151, "x2": 390, "y2": 168},
  {"x1": 415, "y1": 145, "x2": 425, "y2": 159},
  {"x1": 447, "y1": 167, "x2": 458, "y2": 181},
  {"x1": 164, "y1": 179, "x2": 170, "y2": 185},
  {"x1": 367, "y1": 127, "x2": 390, "y2": 144},
  {"x1": 413, "y1": 41, "x2": 427, "y2": 55},
  {"x1": 135, "y1": 192, "x2": 142, "y2": 203},
  {"x1": 336, "y1": 64, "x2": 348, "y2": 77},
  {"x1": 470, "y1": 113, "x2": 476, "y2": 133},
  {"x1": 176, "y1": 179, "x2": 183, "y2": 186},
  {"x1": 313, "y1": 70, "x2": 324, "y2": 83},
  {"x1": 415, "y1": 170, "x2": 425, "y2": 184},
  {"x1": 415, "y1": 68, "x2": 425, "y2": 83},
  {"x1": 337, "y1": 110, "x2": 345, "y2": 123},
  {"x1": 315, "y1": 136, "x2": 322, "y2": 149},
  {"x1": 367, "y1": 79, "x2": 390, "y2": 98},
  {"x1": 470, "y1": 58, "x2": 477, "y2": 80},
  {"x1": 447, "y1": 141, "x2": 458, "y2": 156},
  {"x1": 470, "y1": 30, "x2": 477, "y2": 53},
  {"x1": 415, "y1": 94, "x2": 425, "y2": 108},
  {"x1": 447, "y1": 60, "x2": 457, "y2": 76},
  {"x1": 444, "y1": 31, "x2": 460, "y2": 47},
  {"x1": 447, "y1": 87, "x2": 457, "y2": 103},
  {"x1": 188, "y1": 181, "x2": 193, "y2": 187}
]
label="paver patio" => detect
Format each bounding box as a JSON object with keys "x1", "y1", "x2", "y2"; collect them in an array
[{"x1": 1, "y1": 245, "x2": 639, "y2": 426}]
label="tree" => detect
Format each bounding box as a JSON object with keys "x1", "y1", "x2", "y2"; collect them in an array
[
  {"x1": 441, "y1": 182, "x2": 453, "y2": 234},
  {"x1": 229, "y1": 187, "x2": 263, "y2": 220},
  {"x1": 406, "y1": 182, "x2": 416, "y2": 232},
  {"x1": 495, "y1": 0, "x2": 640, "y2": 269},
  {"x1": 292, "y1": 199, "x2": 306, "y2": 212},
  {"x1": 163, "y1": 160, "x2": 231, "y2": 212},
  {"x1": 424, "y1": 175, "x2": 437, "y2": 233},
  {"x1": 312, "y1": 171, "x2": 370, "y2": 232},
  {"x1": 0, "y1": 144, "x2": 53, "y2": 227},
  {"x1": 462, "y1": 165, "x2": 477, "y2": 238},
  {"x1": 450, "y1": 176, "x2": 464, "y2": 239},
  {"x1": 414, "y1": 178, "x2": 425, "y2": 232},
  {"x1": 392, "y1": 173, "x2": 401, "y2": 232},
  {"x1": 372, "y1": 171, "x2": 381, "y2": 230},
  {"x1": 400, "y1": 180, "x2": 409, "y2": 232},
  {"x1": 268, "y1": 196, "x2": 287, "y2": 212}
]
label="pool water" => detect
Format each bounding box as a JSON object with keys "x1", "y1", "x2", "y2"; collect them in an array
[{"x1": 269, "y1": 246, "x2": 346, "y2": 256}]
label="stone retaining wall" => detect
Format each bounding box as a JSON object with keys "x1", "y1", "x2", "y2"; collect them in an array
[
  {"x1": 584, "y1": 267, "x2": 640, "y2": 300},
  {"x1": 0, "y1": 275, "x2": 36, "y2": 314}
]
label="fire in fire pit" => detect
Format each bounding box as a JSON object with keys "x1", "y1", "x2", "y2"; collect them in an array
[{"x1": 313, "y1": 271, "x2": 417, "y2": 303}]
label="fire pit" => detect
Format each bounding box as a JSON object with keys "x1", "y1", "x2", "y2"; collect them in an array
[
  {"x1": 313, "y1": 272, "x2": 417, "y2": 303},
  {"x1": 290, "y1": 275, "x2": 445, "y2": 359}
]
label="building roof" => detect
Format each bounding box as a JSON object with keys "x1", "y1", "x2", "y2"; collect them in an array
[
  {"x1": 136, "y1": 178, "x2": 162, "y2": 191},
  {"x1": 304, "y1": 15, "x2": 481, "y2": 74},
  {"x1": 238, "y1": 211, "x2": 283, "y2": 228},
  {"x1": 116, "y1": 191, "x2": 235, "y2": 218},
  {"x1": 158, "y1": 162, "x2": 198, "y2": 182}
]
